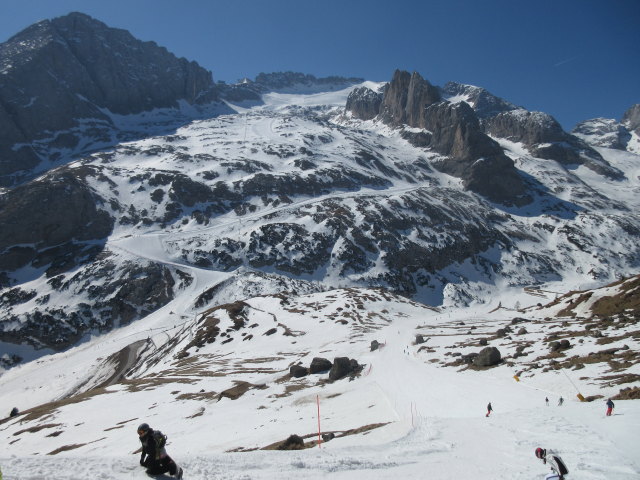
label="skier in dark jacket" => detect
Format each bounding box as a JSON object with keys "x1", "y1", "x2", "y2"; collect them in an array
[
  {"x1": 486, "y1": 402, "x2": 493, "y2": 417},
  {"x1": 138, "y1": 423, "x2": 183, "y2": 479},
  {"x1": 606, "y1": 398, "x2": 615, "y2": 416},
  {"x1": 535, "y1": 447, "x2": 569, "y2": 479}
]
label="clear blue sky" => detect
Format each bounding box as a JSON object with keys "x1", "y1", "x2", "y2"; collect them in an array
[{"x1": 1, "y1": 0, "x2": 638, "y2": 129}]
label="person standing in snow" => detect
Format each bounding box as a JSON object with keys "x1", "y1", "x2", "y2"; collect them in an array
[
  {"x1": 557, "y1": 396, "x2": 564, "y2": 406},
  {"x1": 486, "y1": 402, "x2": 493, "y2": 417},
  {"x1": 535, "y1": 447, "x2": 569, "y2": 479},
  {"x1": 606, "y1": 398, "x2": 615, "y2": 416},
  {"x1": 545, "y1": 397, "x2": 549, "y2": 406},
  {"x1": 137, "y1": 423, "x2": 183, "y2": 479}
]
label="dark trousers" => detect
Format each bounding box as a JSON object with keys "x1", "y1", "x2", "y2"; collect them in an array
[{"x1": 143, "y1": 456, "x2": 178, "y2": 476}]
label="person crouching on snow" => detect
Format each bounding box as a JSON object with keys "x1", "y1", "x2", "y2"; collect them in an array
[
  {"x1": 137, "y1": 423, "x2": 183, "y2": 479},
  {"x1": 535, "y1": 447, "x2": 569, "y2": 479}
]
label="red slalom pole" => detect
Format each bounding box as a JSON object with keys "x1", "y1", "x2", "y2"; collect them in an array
[{"x1": 317, "y1": 395, "x2": 322, "y2": 448}]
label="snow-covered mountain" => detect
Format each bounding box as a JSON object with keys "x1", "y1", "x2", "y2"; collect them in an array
[
  {"x1": 572, "y1": 104, "x2": 640, "y2": 154},
  {"x1": 1, "y1": 12, "x2": 639, "y2": 479}
]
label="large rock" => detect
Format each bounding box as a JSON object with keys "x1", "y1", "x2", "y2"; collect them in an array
[
  {"x1": 473, "y1": 347, "x2": 501, "y2": 367},
  {"x1": 328, "y1": 357, "x2": 361, "y2": 381},
  {"x1": 309, "y1": 357, "x2": 332, "y2": 374}
]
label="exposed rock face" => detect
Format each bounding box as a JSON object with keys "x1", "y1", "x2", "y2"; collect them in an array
[
  {"x1": 441, "y1": 82, "x2": 518, "y2": 118},
  {"x1": 484, "y1": 109, "x2": 623, "y2": 179},
  {"x1": 0, "y1": 166, "x2": 114, "y2": 274},
  {"x1": 346, "y1": 70, "x2": 530, "y2": 206},
  {"x1": 379, "y1": 70, "x2": 441, "y2": 126},
  {"x1": 484, "y1": 110, "x2": 565, "y2": 145},
  {"x1": 572, "y1": 118, "x2": 631, "y2": 150},
  {"x1": 622, "y1": 104, "x2": 640, "y2": 133},
  {"x1": 346, "y1": 86, "x2": 384, "y2": 121},
  {"x1": 0, "y1": 12, "x2": 217, "y2": 185}
]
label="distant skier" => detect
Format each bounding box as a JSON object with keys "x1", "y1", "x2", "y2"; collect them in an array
[
  {"x1": 9, "y1": 407, "x2": 19, "y2": 417},
  {"x1": 606, "y1": 398, "x2": 615, "y2": 416},
  {"x1": 486, "y1": 402, "x2": 493, "y2": 417},
  {"x1": 535, "y1": 447, "x2": 569, "y2": 479},
  {"x1": 558, "y1": 396, "x2": 564, "y2": 406},
  {"x1": 545, "y1": 397, "x2": 549, "y2": 406},
  {"x1": 137, "y1": 423, "x2": 183, "y2": 479}
]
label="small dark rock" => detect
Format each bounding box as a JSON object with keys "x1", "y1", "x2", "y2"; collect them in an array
[{"x1": 289, "y1": 364, "x2": 309, "y2": 378}]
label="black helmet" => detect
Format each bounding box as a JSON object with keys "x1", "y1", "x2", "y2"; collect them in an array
[{"x1": 137, "y1": 423, "x2": 150, "y2": 435}]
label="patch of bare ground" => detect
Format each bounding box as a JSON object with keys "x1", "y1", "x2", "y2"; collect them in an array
[
  {"x1": 104, "y1": 425, "x2": 124, "y2": 431},
  {"x1": 257, "y1": 422, "x2": 390, "y2": 451},
  {"x1": 47, "y1": 437, "x2": 106, "y2": 455},
  {"x1": 270, "y1": 383, "x2": 309, "y2": 398},
  {"x1": 175, "y1": 391, "x2": 219, "y2": 402},
  {"x1": 613, "y1": 386, "x2": 640, "y2": 400},
  {"x1": 121, "y1": 376, "x2": 198, "y2": 393},
  {"x1": 13, "y1": 423, "x2": 62, "y2": 436},
  {"x1": 186, "y1": 407, "x2": 205, "y2": 418},
  {"x1": 594, "y1": 373, "x2": 640, "y2": 388},
  {"x1": 590, "y1": 277, "x2": 640, "y2": 317},
  {"x1": 538, "y1": 347, "x2": 640, "y2": 378},
  {"x1": 217, "y1": 381, "x2": 268, "y2": 401}
]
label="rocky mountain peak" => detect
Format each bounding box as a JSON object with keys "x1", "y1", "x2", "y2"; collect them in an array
[{"x1": 0, "y1": 12, "x2": 218, "y2": 187}]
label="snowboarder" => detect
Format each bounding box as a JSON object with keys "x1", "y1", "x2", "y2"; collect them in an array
[
  {"x1": 545, "y1": 397, "x2": 549, "y2": 406},
  {"x1": 486, "y1": 402, "x2": 493, "y2": 417},
  {"x1": 558, "y1": 396, "x2": 564, "y2": 406},
  {"x1": 137, "y1": 423, "x2": 183, "y2": 479},
  {"x1": 535, "y1": 447, "x2": 569, "y2": 479},
  {"x1": 606, "y1": 398, "x2": 615, "y2": 416}
]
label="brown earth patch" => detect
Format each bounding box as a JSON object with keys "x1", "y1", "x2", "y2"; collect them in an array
[
  {"x1": 13, "y1": 423, "x2": 62, "y2": 435},
  {"x1": 218, "y1": 381, "x2": 268, "y2": 401}
]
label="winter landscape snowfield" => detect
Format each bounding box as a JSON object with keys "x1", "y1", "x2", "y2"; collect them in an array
[
  {"x1": 0, "y1": 84, "x2": 639, "y2": 479},
  {"x1": 2, "y1": 12, "x2": 640, "y2": 479}
]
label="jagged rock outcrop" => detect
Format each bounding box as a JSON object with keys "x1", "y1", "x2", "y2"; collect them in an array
[
  {"x1": 441, "y1": 82, "x2": 517, "y2": 118},
  {"x1": 253, "y1": 72, "x2": 363, "y2": 91},
  {"x1": 622, "y1": 104, "x2": 640, "y2": 133},
  {"x1": 345, "y1": 70, "x2": 531, "y2": 205},
  {"x1": 484, "y1": 109, "x2": 623, "y2": 179},
  {"x1": 379, "y1": 70, "x2": 441, "y2": 126},
  {"x1": 0, "y1": 12, "x2": 218, "y2": 186},
  {"x1": 346, "y1": 86, "x2": 384, "y2": 121},
  {"x1": 572, "y1": 118, "x2": 631, "y2": 150}
]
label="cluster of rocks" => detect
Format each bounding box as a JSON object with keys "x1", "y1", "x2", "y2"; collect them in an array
[
  {"x1": 289, "y1": 356, "x2": 363, "y2": 381},
  {"x1": 548, "y1": 339, "x2": 572, "y2": 352}
]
